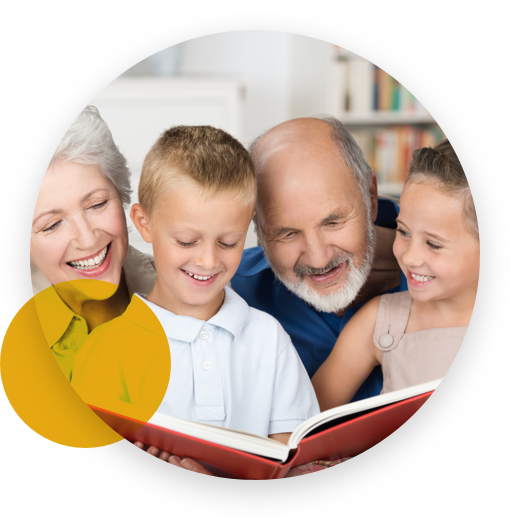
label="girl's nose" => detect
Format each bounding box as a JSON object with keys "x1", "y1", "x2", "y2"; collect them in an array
[{"x1": 401, "y1": 241, "x2": 424, "y2": 268}]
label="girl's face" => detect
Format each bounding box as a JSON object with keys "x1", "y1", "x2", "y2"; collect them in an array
[
  {"x1": 393, "y1": 181, "x2": 479, "y2": 304},
  {"x1": 30, "y1": 162, "x2": 129, "y2": 299}
]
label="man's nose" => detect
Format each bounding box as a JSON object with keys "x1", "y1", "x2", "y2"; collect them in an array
[{"x1": 302, "y1": 232, "x2": 331, "y2": 269}]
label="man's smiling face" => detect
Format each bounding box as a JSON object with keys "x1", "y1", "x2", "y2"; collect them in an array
[{"x1": 254, "y1": 119, "x2": 376, "y2": 314}]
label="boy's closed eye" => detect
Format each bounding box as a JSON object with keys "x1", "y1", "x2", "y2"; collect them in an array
[{"x1": 175, "y1": 239, "x2": 238, "y2": 249}]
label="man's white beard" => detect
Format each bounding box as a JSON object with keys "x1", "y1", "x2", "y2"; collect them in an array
[{"x1": 268, "y1": 222, "x2": 377, "y2": 314}]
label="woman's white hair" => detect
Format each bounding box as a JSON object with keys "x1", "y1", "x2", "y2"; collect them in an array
[{"x1": 49, "y1": 105, "x2": 131, "y2": 207}]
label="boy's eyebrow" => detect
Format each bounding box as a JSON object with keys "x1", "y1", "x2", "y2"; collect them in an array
[{"x1": 169, "y1": 228, "x2": 248, "y2": 236}]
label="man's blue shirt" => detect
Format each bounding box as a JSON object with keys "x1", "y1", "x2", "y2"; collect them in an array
[{"x1": 231, "y1": 198, "x2": 407, "y2": 402}]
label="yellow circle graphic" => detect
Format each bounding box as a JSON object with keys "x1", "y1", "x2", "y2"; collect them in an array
[{"x1": 1, "y1": 281, "x2": 171, "y2": 448}]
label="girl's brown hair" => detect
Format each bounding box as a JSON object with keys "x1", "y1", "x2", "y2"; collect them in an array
[{"x1": 406, "y1": 139, "x2": 478, "y2": 239}]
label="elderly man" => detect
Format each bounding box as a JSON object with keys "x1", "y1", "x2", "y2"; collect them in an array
[
  {"x1": 142, "y1": 116, "x2": 405, "y2": 475},
  {"x1": 231, "y1": 116, "x2": 407, "y2": 401}
]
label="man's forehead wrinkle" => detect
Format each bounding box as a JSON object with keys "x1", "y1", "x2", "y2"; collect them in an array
[{"x1": 255, "y1": 119, "x2": 341, "y2": 173}]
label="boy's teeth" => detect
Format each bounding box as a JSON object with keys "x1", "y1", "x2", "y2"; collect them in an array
[
  {"x1": 69, "y1": 245, "x2": 108, "y2": 270},
  {"x1": 411, "y1": 273, "x2": 434, "y2": 282},
  {"x1": 185, "y1": 270, "x2": 213, "y2": 281}
]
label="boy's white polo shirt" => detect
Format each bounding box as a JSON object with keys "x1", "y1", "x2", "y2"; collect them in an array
[{"x1": 136, "y1": 286, "x2": 319, "y2": 437}]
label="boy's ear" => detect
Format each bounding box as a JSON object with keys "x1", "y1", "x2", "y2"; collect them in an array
[{"x1": 130, "y1": 203, "x2": 153, "y2": 243}]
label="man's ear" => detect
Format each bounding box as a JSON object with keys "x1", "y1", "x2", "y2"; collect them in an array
[
  {"x1": 130, "y1": 203, "x2": 153, "y2": 243},
  {"x1": 369, "y1": 172, "x2": 378, "y2": 223}
]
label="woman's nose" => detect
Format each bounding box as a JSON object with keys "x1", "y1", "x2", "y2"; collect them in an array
[{"x1": 71, "y1": 214, "x2": 98, "y2": 250}]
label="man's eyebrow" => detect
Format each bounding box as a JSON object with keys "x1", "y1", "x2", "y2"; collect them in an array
[
  {"x1": 320, "y1": 212, "x2": 345, "y2": 225},
  {"x1": 270, "y1": 226, "x2": 299, "y2": 238}
]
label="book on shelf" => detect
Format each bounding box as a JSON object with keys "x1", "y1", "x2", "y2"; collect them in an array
[
  {"x1": 90, "y1": 379, "x2": 440, "y2": 480},
  {"x1": 332, "y1": 56, "x2": 428, "y2": 116},
  {"x1": 350, "y1": 125, "x2": 444, "y2": 188}
]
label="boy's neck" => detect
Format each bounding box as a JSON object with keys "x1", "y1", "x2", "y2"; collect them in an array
[{"x1": 145, "y1": 280, "x2": 226, "y2": 321}]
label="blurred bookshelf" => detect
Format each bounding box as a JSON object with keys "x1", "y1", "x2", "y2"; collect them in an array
[{"x1": 331, "y1": 47, "x2": 444, "y2": 197}]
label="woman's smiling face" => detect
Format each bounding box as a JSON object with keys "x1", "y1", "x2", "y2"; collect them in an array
[{"x1": 30, "y1": 162, "x2": 129, "y2": 294}]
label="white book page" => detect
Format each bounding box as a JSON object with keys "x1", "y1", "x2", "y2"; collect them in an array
[{"x1": 287, "y1": 379, "x2": 441, "y2": 449}]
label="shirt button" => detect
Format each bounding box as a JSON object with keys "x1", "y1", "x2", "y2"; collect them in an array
[
  {"x1": 203, "y1": 360, "x2": 212, "y2": 370},
  {"x1": 199, "y1": 331, "x2": 209, "y2": 341},
  {"x1": 379, "y1": 333, "x2": 394, "y2": 348}
]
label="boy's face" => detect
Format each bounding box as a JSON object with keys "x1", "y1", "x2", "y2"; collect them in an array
[{"x1": 132, "y1": 184, "x2": 254, "y2": 317}]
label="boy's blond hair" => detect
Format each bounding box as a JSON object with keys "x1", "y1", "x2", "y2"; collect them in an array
[{"x1": 139, "y1": 125, "x2": 256, "y2": 219}]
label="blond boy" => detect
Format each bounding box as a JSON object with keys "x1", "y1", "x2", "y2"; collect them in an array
[{"x1": 72, "y1": 126, "x2": 318, "y2": 453}]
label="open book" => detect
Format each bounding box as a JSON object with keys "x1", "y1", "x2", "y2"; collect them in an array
[{"x1": 91, "y1": 379, "x2": 439, "y2": 479}]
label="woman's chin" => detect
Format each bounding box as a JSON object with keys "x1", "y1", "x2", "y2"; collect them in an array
[{"x1": 58, "y1": 279, "x2": 120, "y2": 301}]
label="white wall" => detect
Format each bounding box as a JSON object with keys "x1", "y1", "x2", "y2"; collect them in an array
[
  {"x1": 126, "y1": 31, "x2": 335, "y2": 145},
  {"x1": 180, "y1": 31, "x2": 293, "y2": 145}
]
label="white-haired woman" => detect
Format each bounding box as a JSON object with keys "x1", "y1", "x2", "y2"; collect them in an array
[{"x1": 30, "y1": 106, "x2": 156, "y2": 381}]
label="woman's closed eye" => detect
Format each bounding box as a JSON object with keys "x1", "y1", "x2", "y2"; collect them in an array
[
  {"x1": 89, "y1": 200, "x2": 108, "y2": 210},
  {"x1": 42, "y1": 221, "x2": 62, "y2": 233}
]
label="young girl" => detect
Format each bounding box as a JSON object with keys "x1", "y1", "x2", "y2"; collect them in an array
[{"x1": 312, "y1": 139, "x2": 479, "y2": 411}]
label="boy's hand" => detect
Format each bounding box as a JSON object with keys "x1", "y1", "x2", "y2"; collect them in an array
[
  {"x1": 168, "y1": 456, "x2": 214, "y2": 475},
  {"x1": 133, "y1": 442, "x2": 214, "y2": 475},
  {"x1": 133, "y1": 441, "x2": 171, "y2": 460}
]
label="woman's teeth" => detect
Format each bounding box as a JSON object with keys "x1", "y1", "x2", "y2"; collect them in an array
[
  {"x1": 69, "y1": 246, "x2": 108, "y2": 270},
  {"x1": 185, "y1": 270, "x2": 214, "y2": 281},
  {"x1": 411, "y1": 273, "x2": 434, "y2": 282}
]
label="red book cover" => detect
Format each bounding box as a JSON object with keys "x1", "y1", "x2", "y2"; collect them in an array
[{"x1": 89, "y1": 389, "x2": 433, "y2": 480}]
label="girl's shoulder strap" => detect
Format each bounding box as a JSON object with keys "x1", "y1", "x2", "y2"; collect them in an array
[{"x1": 373, "y1": 291, "x2": 412, "y2": 352}]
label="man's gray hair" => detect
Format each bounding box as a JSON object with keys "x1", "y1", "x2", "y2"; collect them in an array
[
  {"x1": 49, "y1": 105, "x2": 132, "y2": 207},
  {"x1": 249, "y1": 115, "x2": 374, "y2": 218}
]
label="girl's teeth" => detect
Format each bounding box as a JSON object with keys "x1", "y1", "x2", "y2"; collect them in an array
[{"x1": 411, "y1": 273, "x2": 434, "y2": 282}]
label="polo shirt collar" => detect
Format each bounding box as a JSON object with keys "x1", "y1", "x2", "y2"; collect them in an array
[
  {"x1": 134, "y1": 286, "x2": 249, "y2": 343},
  {"x1": 30, "y1": 245, "x2": 157, "y2": 347},
  {"x1": 34, "y1": 286, "x2": 75, "y2": 347},
  {"x1": 208, "y1": 286, "x2": 249, "y2": 340}
]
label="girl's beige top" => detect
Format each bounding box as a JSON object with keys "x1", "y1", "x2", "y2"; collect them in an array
[{"x1": 373, "y1": 291, "x2": 466, "y2": 394}]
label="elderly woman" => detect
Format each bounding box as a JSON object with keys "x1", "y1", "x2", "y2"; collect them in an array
[{"x1": 30, "y1": 106, "x2": 156, "y2": 381}]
